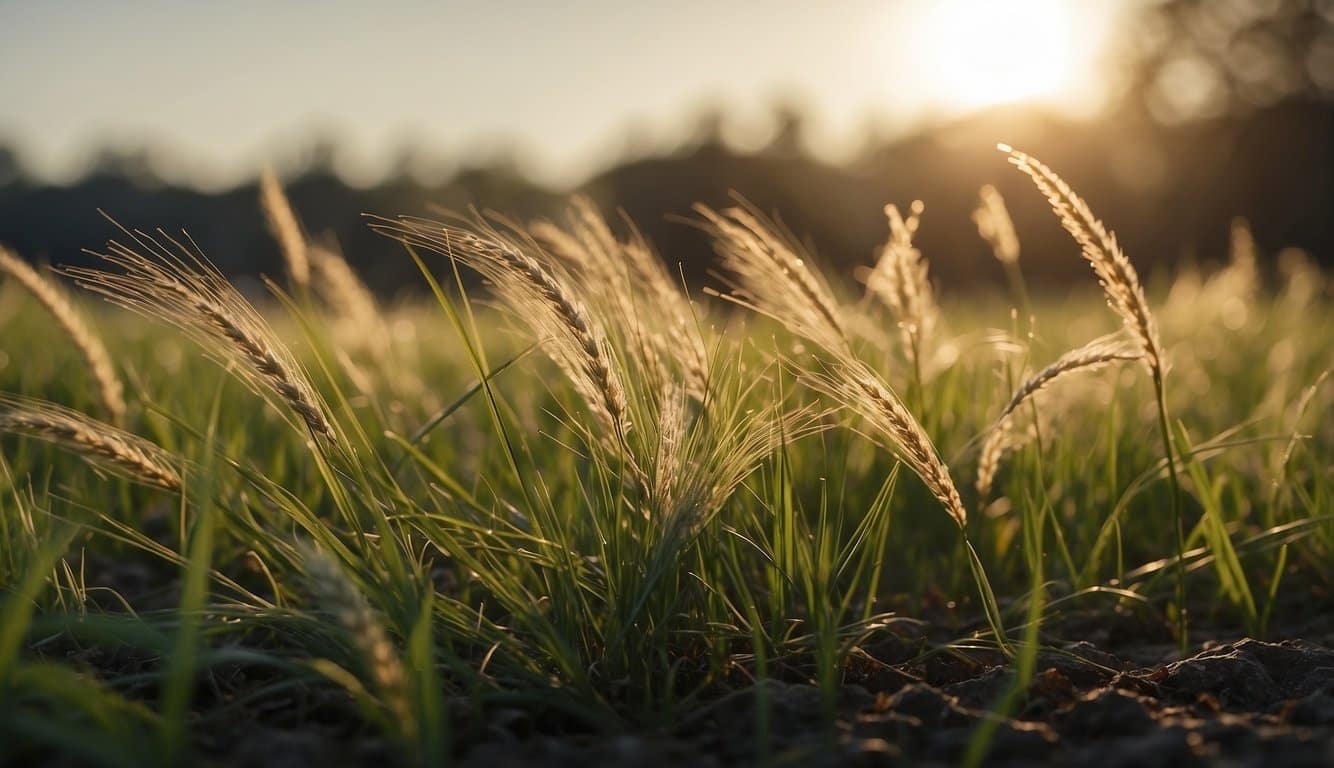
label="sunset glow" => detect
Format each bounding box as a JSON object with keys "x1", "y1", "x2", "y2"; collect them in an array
[{"x1": 895, "y1": 0, "x2": 1111, "y2": 113}]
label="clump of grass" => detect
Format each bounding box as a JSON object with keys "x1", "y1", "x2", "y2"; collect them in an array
[
  {"x1": 652, "y1": 379, "x2": 819, "y2": 542},
  {"x1": 64, "y1": 224, "x2": 338, "y2": 443},
  {"x1": 702, "y1": 202, "x2": 961, "y2": 524},
  {"x1": 1, "y1": 147, "x2": 1327, "y2": 763},
  {"x1": 0, "y1": 246, "x2": 126, "y2": 425},
  {"x1": 534, "y1": 198, "x2": 710, "y2": 401},
  {"x1": 0, "y1": 395, "x2": 181, "y2": 491},
  {"x1": 704, "y1": 202, "x2": 1008, "y2": 647}
]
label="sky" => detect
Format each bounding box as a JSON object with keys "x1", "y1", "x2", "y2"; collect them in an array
[{"x1": 0, "y1": 0, "x2": 1135, "y2": 188}]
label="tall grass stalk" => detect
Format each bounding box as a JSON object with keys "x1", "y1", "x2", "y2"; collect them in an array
[{"x1": 1003, "y1": 145, "x2": 1189, "y2": 653}]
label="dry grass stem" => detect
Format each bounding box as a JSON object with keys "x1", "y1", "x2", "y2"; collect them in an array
[
  {"x1": 699, "y1": 204, "x2": 850, "y2": 355},
  {"x1": 370, "y1": 216, "x2": 631, "y2": 443},
  {"x1": 259, "y1": 168, "x2": 311, "y2": 290},
  {"x1": 808, "y1": 358, "x2": 967, "y2": 528},
  {"x1": 973, "y1": 185, "x2": 1020, "y2": 265},
  {"x1": 0, "y1": 396, "x2": 181, "y2": 491},
  {"x1": 65, "y1": 228, "x2": 337, "y2": 442},
  {"x1": 0, "y1": 247, "x2": 126, "y2": 425},
  {"x1": 1001, "y1": 146, "x2": 1164, "y2": 375}
]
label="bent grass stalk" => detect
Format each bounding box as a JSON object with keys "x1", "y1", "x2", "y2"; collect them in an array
[
  {"x1": 369, "y1": 216, "x2": 633, "y2": 459},
  {"x1": 0, "y1": 247, "x2": 126, "y2": 425},
  {"x1": 65, "y1": 223, "x2": 338, "y2": 443},
  {"x1": 1002, "y1": 144, "x2": 1188, "y2": 652},
  {"x1": 259, "y1": 167, "x2": 311, "y2": 291},
  {"x1": 0, "y1": 396, "x2": 181, "y2": 491},
  {"x1": 977, "y1": 334, "x2": 1141, "y2": 497},
  {"x1": 805, "y1": 355, "x2": 1009, "y2": 650}
]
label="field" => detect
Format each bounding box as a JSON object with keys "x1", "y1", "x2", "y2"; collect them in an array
[{"x1": 0, "y1": 153, "x2": 1331, "y2": 766}]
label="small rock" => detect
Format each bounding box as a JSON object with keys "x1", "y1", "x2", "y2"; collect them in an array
[
  {"x1": 1159, "y1": 647, "x2": 1281, "y2": 709},
  {"x1": 1287, "y1": 688, "x2": 1334, "y2": 726},
  {"x1": 1056, "y1": 688, "x2": 1157, "y2": 738},
  {"x1": 878, "y1": 683, "x2": 977, "y2": 728},
  {"x1": 1064, "y1": 725, "x2": 1203, "y2": 768}
]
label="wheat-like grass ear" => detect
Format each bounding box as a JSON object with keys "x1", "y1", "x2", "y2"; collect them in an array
[
  {"x1": 534, "y1": 199, "x2": 710, "y2": 400},
  {"x1": 975, "y1": 335, "x2": 1140, "y2": 498},
  {"x1": 259, "y1": 168, "x2": 311, "y2": 290},
  {"x1": 973, "y1": 184, "x2": 1020, "y2": 266},
  {"x1": 993, "y1": 335, "x2": 1141, "y2": 427},
  {"x1": 1000, "y1": 145, "x2": 1164, "y2": 376},
  {"x1": 865, "y1": 200, "x2": 936, "y2": 368},
  {"x1": 807, "y1": 358, "x2": 967, "y2": 529},
  {"x1": 369, "y1": 216, "x2": 632, "y2": 448},
  {"x1": 298, "y1": 543, "x2": 414, "y2": 739},
  {"x1": 699, "y1": 203, "x2": 850, "y2": 356},
  {"x1": 0, "y1": 247, "x2": 126, "y2": 425},
  {"x1": 65, "y1": 224, "x2": 337, "y2": 443},
  {"x1": 0, "y1": 395, "x2": 181, "y2": 491}
]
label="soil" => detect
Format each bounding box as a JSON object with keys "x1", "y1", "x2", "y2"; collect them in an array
[
  {"x1": 198, "y1": 634, "x2": 1334, "y2": 768},
  {"x1": 21, "y1": 570, "x2": 1334, "y2": 766}
]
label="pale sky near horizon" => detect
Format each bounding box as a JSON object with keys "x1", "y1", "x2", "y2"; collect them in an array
[{"x1": 0, "y1": 0, "x2": 1134, "y2": 188}]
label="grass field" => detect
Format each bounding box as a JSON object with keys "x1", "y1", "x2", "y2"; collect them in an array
[{"x1": 0, "y1": 152, "x2": 1330, "y2": 766}]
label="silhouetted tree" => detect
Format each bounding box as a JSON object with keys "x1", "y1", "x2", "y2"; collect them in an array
[
  {"x1": 0, "y1": 146, "x2": 19, "y2": 187},
  {"x1": 1129, "y1": 0, "x2": 1334, "y2": 123}
]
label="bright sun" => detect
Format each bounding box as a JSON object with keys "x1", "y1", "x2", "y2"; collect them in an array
[{"x1": 904, "y1": 0, "x2": 1092, "y2": 111}]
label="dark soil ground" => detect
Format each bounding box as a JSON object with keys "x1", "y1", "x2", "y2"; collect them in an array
[
  {"x1": 203, "y1": 607, "x2": 1334, "y2": 768},
  {"x1": 432, "y1": 639, "x2": 1334, "y2": 768},
  {"x1": 17, "y1": 584, "x2": 1334, "y2": 767}
]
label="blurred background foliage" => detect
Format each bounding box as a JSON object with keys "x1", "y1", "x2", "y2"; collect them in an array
[{"x1": 0, "y1": 0, "x2": 1331, "y2": 296}]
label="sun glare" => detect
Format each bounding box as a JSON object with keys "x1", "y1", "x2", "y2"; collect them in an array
[{"x1": 900, "y1": 0, "x2": 1100, "y2": 113}]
